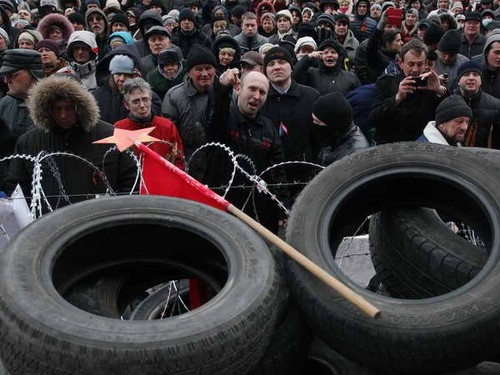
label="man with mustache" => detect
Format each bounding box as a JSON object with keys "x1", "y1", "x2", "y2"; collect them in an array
[{"x1": 85, "y1": 7, "x2": 110, "y2": 60}]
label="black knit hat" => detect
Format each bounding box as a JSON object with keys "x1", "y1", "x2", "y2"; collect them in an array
[
  {"x1": 110, "y1": 12, "x2": 130, "y2": 28},
  {"x1": 315, "y1": 13, "x2": 336, "y2": 28},
  {"x1": 319, "y1": 0, "x2": 339, "y2": 11},
  {"x1": 312, "y1": 92, "x2": 353, "y2": 130},
  {"x1": 297, "y1": 22, "x2": 318, "y2": 41},
  {"x1": 435, "y1": 95, "x2": 472, "y2": 125},
  {"x1": 149, "y1": 0, "x2": 166, "y2": 14},
  {"x1": 456, "y1": 60, "x2": 483, "y2": 80},
  {"x1": 158, "y1": 48, "x2": 180, "y2": 65},
  {"x1": 437, "y1": 29, "x2": 461, "y2": 53},
  {"x1": 186, "y1": 43, "x2": 217, "y2": 71},
  {"x1": 179, "y1": 8, "x2": 196, "y2": 23},
  {"x1": 263, "y1": 46, "x2": 293, "y2": 69},
  {"x1": 423, "y1": 22, "x2": 445, "y2": 45},
  {"x1": 318, "y1": 38, "x2": 343, "y2": 52}
]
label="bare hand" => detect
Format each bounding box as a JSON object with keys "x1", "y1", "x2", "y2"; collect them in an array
[
  {"x1": 219, "y1": 68, "x2": 240, "y2": 87},
  {"x1": 395, "y1": 75, "x2": 417, "y2": 104}
]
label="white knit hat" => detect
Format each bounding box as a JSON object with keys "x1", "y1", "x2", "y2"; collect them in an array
[
  {"x1": 276, "y1": 9, "x2": 293, "y2": 21},
  {"x1": 294, "y1": 36, "x2": 317, "y2": 54}
]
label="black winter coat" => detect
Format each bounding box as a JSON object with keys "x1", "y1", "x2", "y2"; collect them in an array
[
  {"x1": 4, "y1": 121, "x2": 137, "y2": 212},
  {"x1": 458, "y1": 89, "x2": 500, "y2": 148},
  {"x1": 260, "y1": 80, "x2": 320, "y2": 162},
  {"x1": 369, "y1": 72, "x2": 445, "y2": 144},
  {"x1": 293, "y1": 56, "x2": 361, "y2": 95},
  {"x1": 312, "y1": 123, "x2": 370, "y2": 165}
]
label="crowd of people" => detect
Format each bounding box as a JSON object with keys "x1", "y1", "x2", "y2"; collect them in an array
[{"x1": 0, "y1": 0, "x2": 499, "y2": 231}]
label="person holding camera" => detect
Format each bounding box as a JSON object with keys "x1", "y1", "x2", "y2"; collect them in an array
[{"x1": 369, "y1": 38, "x2": 449, "y2": 144}]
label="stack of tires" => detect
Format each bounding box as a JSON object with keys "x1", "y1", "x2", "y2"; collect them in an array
[
  {"x1": 1, "y1": 142, "x2": 500, "y2": 374},
  {"x1": 285, "y1": 142, "x2": 500, "y2": 374}
]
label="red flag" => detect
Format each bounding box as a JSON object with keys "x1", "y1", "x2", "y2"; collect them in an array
[
  {"x1": 136, "y1": 142, "x2": 229, "y2": 309},
  {"x1": 137, "y1": 142, "x2": 230, "y2": 211}
]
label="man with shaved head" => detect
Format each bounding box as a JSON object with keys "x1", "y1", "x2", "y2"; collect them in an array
[{"x1": 201, "y1": 69, "x2": 289, "y2": 233}]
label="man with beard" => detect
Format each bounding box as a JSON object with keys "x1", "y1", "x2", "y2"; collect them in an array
[
  {"x1": 85, "y1": 7, "x2": 110, "y2": 60},
  {"x1": 417, "y1": 95, "x2": 472, "y2": 145},
  {"x1": 3, "y1": 75, "x2": 137, "y2": 212},
  {"x1": 234, "y1": 12, "x2": 269, "y2": 54}
]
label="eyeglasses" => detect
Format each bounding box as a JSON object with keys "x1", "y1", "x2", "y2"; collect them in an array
[{"x1": 129, "y1": 97, "x2": 151, "y2": 105}]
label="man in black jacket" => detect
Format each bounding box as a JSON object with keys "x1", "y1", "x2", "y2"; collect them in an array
[
  {"x1": 203, "y1": 69, "x2": 289, "y2": 233},
  {"x1": 260, "y1": 46, "x2": 320, "y2": 201},
  {"x1": 453, "y1": 60, "x2": 500, "y2": 147},
  {"x1": 369, "y1": 38, "x2": 449, "y2": 144}
]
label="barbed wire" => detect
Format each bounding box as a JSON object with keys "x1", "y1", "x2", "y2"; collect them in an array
[{"x1": 1, "y1": 143, "x2": 324, "y2": 220}]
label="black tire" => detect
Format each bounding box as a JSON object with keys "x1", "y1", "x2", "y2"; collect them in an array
[
  {"x1": 369, "y1": 208, "x2": 489, "y2": 298},
  {"x1": 0, "y1": 196, "x2": 284, "y2": 375},
  {"x1": 248, "y1": 302, "x2": 313, "y2": 375},
  {"x1": 63, "y1": 260, "x2": 225, "y2": 318},
  {"x1": 129, "y1": 280, "x2": 191, "y2": 319},
  {"x1": 301, "y1": 336, "x2": 375, "y2": 375},
  {"x1": 285, "y1": 142, "x2": 500, "y2": 374}
]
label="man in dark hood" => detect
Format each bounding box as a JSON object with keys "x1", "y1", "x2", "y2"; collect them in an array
[
  {"x1": 472, "y1": 31, "x2": 500, "y2": 99},
  {"x1": 85, "y1": 7, "x2": 110, "y2": 60},
  {"x1": 350, "y1": 0, "x2": 377, "y2": 43}
]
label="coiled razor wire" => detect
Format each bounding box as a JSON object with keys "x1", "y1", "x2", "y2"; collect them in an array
[
  {"x1": 0, "y1": 146, "x2": 141, "y2": 219},
  {"x1": 1, "y1": 143, "x2": 324, "y2": 220}
]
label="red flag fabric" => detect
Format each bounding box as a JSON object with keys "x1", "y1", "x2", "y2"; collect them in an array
[{"x1": 137, "y1": 142, "x2": 230, "y2": 211}]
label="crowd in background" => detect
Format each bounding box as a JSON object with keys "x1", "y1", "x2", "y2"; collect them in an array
[{"x1": 0, "y1": 0, "x2": 499, "y2": 231}]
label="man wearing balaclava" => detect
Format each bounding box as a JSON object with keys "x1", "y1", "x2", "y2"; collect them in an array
[{"x1": 311, "y1": 91, "x2": 369, "y2": 165}]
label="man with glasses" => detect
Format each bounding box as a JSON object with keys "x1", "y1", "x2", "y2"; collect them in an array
[{"x1": 115, "y1": 77, "x2": 184, "y2": 169}]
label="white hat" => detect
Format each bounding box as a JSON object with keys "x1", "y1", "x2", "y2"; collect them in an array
[
  {"x1": 105, "y1": 0, "x2": 120, "y2": 9},
  {"x1": 276, "y1": 9, "x2": 293, "y2": 21},
  {"x1": 294, "y1": 36, "x2": 317, "y2": 54}
]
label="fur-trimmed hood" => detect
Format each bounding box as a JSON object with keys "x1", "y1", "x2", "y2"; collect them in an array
[
  {"x1": 27, "y1": 75, "x2": 100, "y2": 132},
  {"x1": 37, "y1": 13, "x2": 75, "y2": 41}
]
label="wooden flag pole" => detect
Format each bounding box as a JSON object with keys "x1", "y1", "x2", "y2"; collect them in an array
[
  {"x1": 227, "y1": 205, "x2": 381, "y2": 319},
  {"x1": 128, "y1": 136, "x2": 381, "y2": 319}
]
